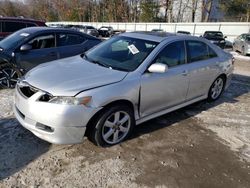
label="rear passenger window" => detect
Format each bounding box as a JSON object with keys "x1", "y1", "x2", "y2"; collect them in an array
[
  {"x1": 208, "y1": 46, "x2": 217, "y2": 58},
  {"x1": 3, "y1": 22, "x2": 26, "y2": 32},
  {"x1": 155, "y1": 41, "x2": 186, "y2": 68},
  {"x1": 28, "y1": 34, "x2": 55, "y2": 49},
  {"x1": 57, "y1": 33, "x2": 85, "y2": 47},
  {"x1": 187, "y1": 41, "x2": 209, "y2": 62}
]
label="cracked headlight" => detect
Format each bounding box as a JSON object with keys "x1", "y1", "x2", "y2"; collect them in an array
[{"x1": 49, "y1": 96, "x2": 92, "y2": 106}]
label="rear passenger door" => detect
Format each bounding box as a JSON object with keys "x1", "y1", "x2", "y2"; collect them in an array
[
  {"x1": 15, "y1": 33, "x2": 58, "y2": 71},
  {"x1": 56, "y1": 33, "x2": 87, "y2": 59},
  {"x1": 185, "y1": 40, "x2": 220, "y2": 101}
]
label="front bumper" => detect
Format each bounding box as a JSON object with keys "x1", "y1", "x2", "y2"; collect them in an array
[{"x1": 13, "y1": 87, "x2": 101, "y2": 144}]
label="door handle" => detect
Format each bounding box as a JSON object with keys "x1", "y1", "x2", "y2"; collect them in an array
[{"x1": 182, "y1": 70, "x2": 188, "y2": 76}]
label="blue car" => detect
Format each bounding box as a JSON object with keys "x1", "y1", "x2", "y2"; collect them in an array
[{"x1": 0, "y1": 27, "x2": 101, "y2": 88}]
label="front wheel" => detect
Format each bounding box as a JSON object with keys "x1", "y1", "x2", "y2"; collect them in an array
[
  {"x1": 0, "y1": 65, "x2": 21, "y2": 89},
  {"x1": 88, "y1": 105, "x2": 135, "y2": 147},
  {"x1": 207, "y1": 76, "x2": 225, "y2": 102},
  {"x1": 242, "y1": 46, "x2": 246, "y2": 56}
]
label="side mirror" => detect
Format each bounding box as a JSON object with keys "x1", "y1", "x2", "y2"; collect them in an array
[
  {"x1": 224, "y1": 36, "x2": 227, "y2": 39},
  {"x1": 20, "y1": 44, "x2": 32, "y2": 51},
  {"x1": 148, "y1": 63, "x2": 168, "y2": 73}
]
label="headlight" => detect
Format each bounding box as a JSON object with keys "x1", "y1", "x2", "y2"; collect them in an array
[{"x1": 49, "y1": 96, "x2": 92, "y2": 105}]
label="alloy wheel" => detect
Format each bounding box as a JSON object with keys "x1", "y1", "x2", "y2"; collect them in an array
[
  {"x1": 101, "y1": 111, "x2": 131, "y2": 145},
  {"x1": 0, "y1": 67, "x2": 19, "y2": 88},
  {"x1": 210, "y1": 77, "x2": 224, "y2": 100}
]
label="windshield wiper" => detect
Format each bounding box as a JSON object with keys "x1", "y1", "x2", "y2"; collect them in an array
[
  {"x1": 82, "y1": 54, "x2": 110, "y2": 68},
  {"x1": 91, "y1": 60, "x2": 111, "y2": 68}
]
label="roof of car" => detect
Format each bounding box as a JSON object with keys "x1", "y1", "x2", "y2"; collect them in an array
[
  {"x1": 15, "y1": 27, "x2": 100, "y2": 40},
  {"x1": 204, "y1": 31, "x2": 223, "y2": 33},
  {"x1": 17, "y1": 26, "x2": 84, "y2": 34},
  {"x1": 120, "y1": 31, "x2": 177, "y2": 42},
  {"x1": 0, "y1": 16, "x2": 45, "y2": 23}
]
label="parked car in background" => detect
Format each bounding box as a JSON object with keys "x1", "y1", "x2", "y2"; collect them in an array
[
  {"x1": 233, "y1": 33, "x2": 250, "y2": 56},
  {"x1": 0, "y1": 27, "x2": 101, "y2": 88},
  {"x1": 50, "y1": 24, "x2": 99, "y2": 38},
  {"x1": 0, "y1": 17, "x2": 46, "y2": 40},
  {"x1": 98, "y1": 26, "x2": 114, "y2": 37},
  {"x1": 13, "y1": 32, "x2": 233, "y2": 146},
  {"x1": 177, "y1": 31, "x2": 191, "y2": 35},
  {"x1": 202, "y1": 31, "x2": 226, "y2": 49},
  {"x1": 151, "y1": 29, "x2": 164, "y2": 32},
  {"x1": 74, "y1": 25, "x2": 99, "y2": 37}
]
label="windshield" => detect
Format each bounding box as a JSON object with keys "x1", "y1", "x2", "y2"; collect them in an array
[
  {"x1": 84, "y1": 36, "x2": 158, "y2": 72},
  {"x1": 0, "y1": 30, "x2": 31, "y2": 50},
  {"x1": 204, "y1": 32, "x2": 223, "y2": 38}
]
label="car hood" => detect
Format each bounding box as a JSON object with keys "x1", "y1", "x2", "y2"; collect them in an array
[{"x1": 24, "y1": 55, "x2": 128, "y2": 96}]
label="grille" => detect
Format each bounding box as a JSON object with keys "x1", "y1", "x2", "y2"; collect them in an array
[{"x1": 18, "y1": 85, "x2": 38, "y2": 98}]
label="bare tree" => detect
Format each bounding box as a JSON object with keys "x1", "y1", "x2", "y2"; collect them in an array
[{"x1": 202, "y1": 0, "x2": 213, "y2": 22}]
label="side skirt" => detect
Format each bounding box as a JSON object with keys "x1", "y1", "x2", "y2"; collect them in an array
[{"x1": 136, "y1": 95, "x2": 207, "y2": 125}]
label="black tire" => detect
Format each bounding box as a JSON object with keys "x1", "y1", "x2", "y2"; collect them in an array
[
  {"x1": 242, "y1": 46, "x2": 246, "y2": 56},
  {"x1": 0, "y1": 63, "x2": 22, "y2": 89},
  {"x1": 207, "y1": 76, "x2": 225, "y2": 102},
  {"x1": 88, "y1": 105, "x2": 135, "y2": 147}
]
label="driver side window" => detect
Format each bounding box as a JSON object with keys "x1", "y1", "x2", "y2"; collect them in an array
[
  {"x1": 155, "y1": 41, "x2": 186, "y2": 68},
  {"x1": 28, "y1": 34, "x2": 55, "y2": 50}
]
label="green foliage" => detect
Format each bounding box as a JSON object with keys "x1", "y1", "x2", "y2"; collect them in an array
[
  {"x1": 140, "y1": 0, "x2": 160, "y2": 22},
  {"x1": 220, "y1": 0, "x2": 249, "y2": 21}
]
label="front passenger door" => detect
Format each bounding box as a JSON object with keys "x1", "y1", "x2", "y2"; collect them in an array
[
  {"x1": 140, "y1": 41, "x2": 190, "y2": 117},
  {"x1": 15, "y1": 33, "x2": 58, "y2": 71}
]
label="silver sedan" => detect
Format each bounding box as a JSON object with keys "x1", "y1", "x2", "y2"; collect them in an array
[
  {"x1": 233, "y1": 33, "x2": 250, "y2": 56},
  {"x1": 14, "y1": 32, "x2": 234, "y2": 146}
]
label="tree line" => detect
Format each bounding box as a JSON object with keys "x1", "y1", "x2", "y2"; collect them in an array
[{"x1": 0, "y1": 0, "x2": 249, "y2": 22}]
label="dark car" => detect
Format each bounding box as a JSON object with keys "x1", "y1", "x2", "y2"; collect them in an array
[
  {"x1": 177, "y1": 31, "x2": 191, "y2": 35},
  {"x1": 98, "y1": 26, "x2": 114, "y2": 37},
  {"x1": 0, "y1": 27, "x2": 101, "y2": 88},
  {"x1": 72, "y1": 25, "x2": 99, "y2": 37},
  {"x1": 202, "y1": 31, "x2": 226, "y2": 49},
  {"x1": 0, "y1": 17, "x2": 46, "y2": 40}
]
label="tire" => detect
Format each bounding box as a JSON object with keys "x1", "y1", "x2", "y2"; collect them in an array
[
  {"x1": 232, "y1": 44, "x2": 236, "y2": 51},
  {"x1": 0, "y1": 64, "x2": 22, "y2": 89},
  {"x1": 88, "y1": 105, "x2": 135, "y2": 147},
  {"x1": 242, "y1": 46, "x2": 246, "y2": 56},
  {"x1": 207, "y1": 76, "x2": 225, "y2": 102}
]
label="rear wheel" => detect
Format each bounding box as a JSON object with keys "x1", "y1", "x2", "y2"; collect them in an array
[
  {"x1": 207, "y1": 76, "x2": 225, "y2": 102},
  {"x1": 88, "y1": 105, "x2": 135, "y2": 147},
  {"x1": 0, "y1": 64, "x2": 21, "y2": 89}
]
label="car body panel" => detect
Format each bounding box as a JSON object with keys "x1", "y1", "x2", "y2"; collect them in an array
[
  {"x1": 140, "y1": 65, "x2": 189, "y2": 117},
  {"x1": 24, "y1": 56, "x2": 128, "y2": 96}
]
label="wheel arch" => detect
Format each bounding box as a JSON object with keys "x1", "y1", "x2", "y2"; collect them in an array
[{"x1": 85, "y1": 99, "x2": 136, "y2": 133}]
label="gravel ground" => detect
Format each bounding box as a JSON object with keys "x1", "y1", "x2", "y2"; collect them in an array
[{"x1": 0, "y1": 54, "x2": 250, "y2": 188}]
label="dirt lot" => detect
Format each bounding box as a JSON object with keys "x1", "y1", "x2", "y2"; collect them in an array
[{"x1": 0, "y1": 54, "x2": 250, "y2": 188}]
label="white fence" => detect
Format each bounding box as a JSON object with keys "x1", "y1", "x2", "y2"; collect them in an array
[{"x1": 47, "y1": 22, "x2": 250, "y2": 42}]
